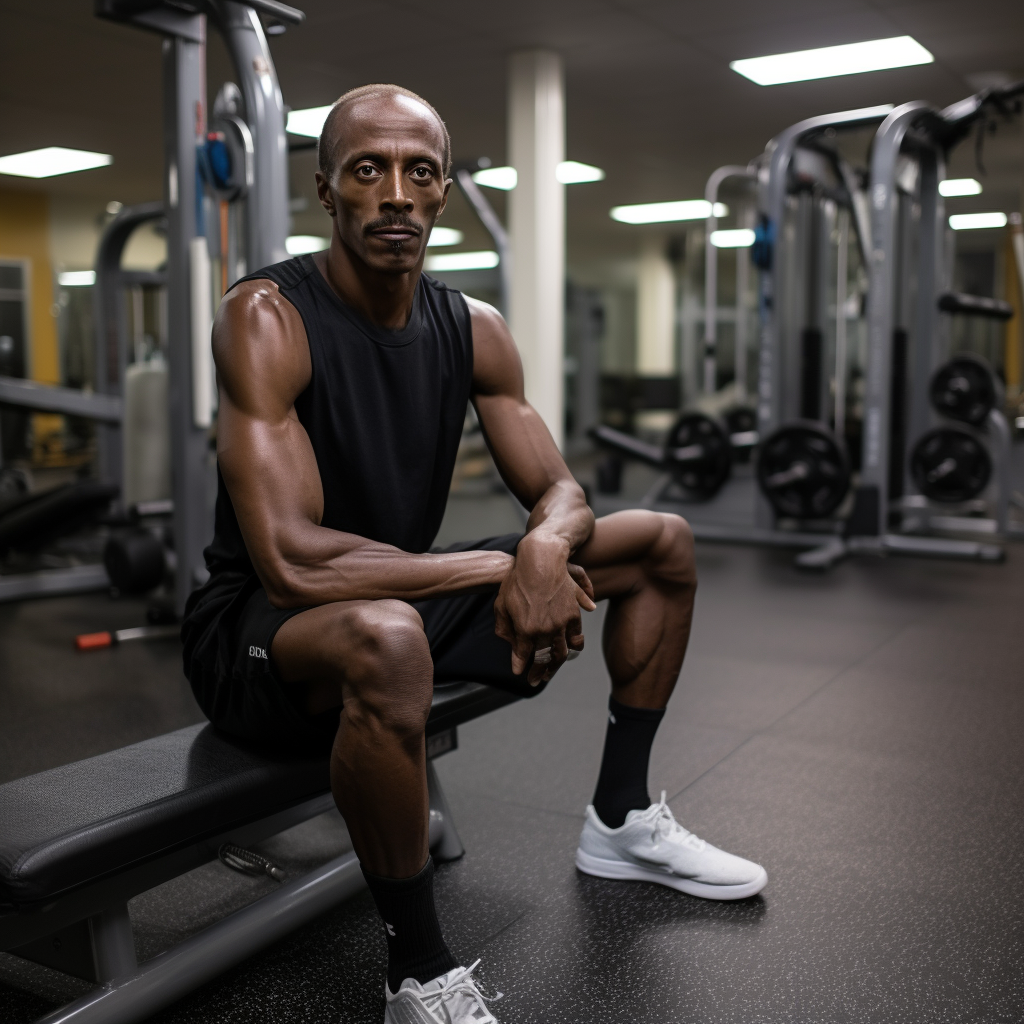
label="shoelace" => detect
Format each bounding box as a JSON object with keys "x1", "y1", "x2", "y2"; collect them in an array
[
  {"x1": 422, "y1": 960, "x2": 503, "y2": 1023},
  {"x1": 646, "y1": 791, "x2": 706, "y2": 851}
]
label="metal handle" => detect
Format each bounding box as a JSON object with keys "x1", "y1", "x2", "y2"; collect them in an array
[{"x1": 243, "y1": 0, "x2": 305, "y2": 24}]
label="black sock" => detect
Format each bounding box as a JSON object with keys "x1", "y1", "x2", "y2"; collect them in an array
[
  {"x1": 362, "y1": 857, "x2": 458, "y2": 992},
  {"x1": 592, "y1": 696, "x2": 665, "y2": 829}
]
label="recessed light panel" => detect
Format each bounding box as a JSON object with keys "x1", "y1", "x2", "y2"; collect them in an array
[
  {"x1": 711, "y1": 229, "x2": 756, "y2": 248},
  {"x1": 730, "y1": 36, "x2": 933, "y2": 86},
  {"x1": 425, "y1": 251, "x2": 499, "y2": 271},
  {"x1": 286, "y1": 106, "x2": 333, "y2": 138},
  {"x1": 610, "y1": 200, "x2": 727, "y2": 225},
  {"x1": 949, "y1": 212, "x2": 1007, "y2": 230},
  {"x1": 472, "y1": 167, "x2": 518, "y2": 191},
  {"x1": 939, "y1": 178, "x2": 982, "y2": 197},
  {"x1": 285, "y1": 235, "x2": 330, "y2": 254},
  {"x1": 57, "y1": 271, "x2": 96, "y2": 286},
  {"x1": 556, "y1": 161, "x2": 605, "y2": 184},
  {"x1": 0, "y1": 147, "x2": 112, "y2": 179},
  {"x1": 427, "y1": 228, "x2": 464, "y2": 247}
]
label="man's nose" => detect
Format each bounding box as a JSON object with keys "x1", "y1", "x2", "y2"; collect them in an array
[{"x1": 380, "y1": 167, "x2": 413, "y2": 211}]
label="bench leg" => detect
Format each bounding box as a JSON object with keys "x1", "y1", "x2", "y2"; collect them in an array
[
  {"x1": 31, "y1": 851, "x2": 365, "y2": 1024},
  {"x1": 426, "y1": 760, "x2": 465, "y2": 863},
  {"x1": 89, "y1": 904, "x2": 137, "y2": 982}
]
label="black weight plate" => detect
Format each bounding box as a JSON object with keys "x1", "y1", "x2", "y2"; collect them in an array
[
  {"x1": 724, "y1": 405, "x2": 758, "y2": 435},
  {"x1": 910, "y1": 426, "x2": 992, "y2": 503},
  {"x1": 664, "y1": 412, "x2": 732, "y2": 499},
  {"x1": 756, "y1": 421, "x2": 850, "y2": 519},
  {"x1": 929, "y1": 354, "x2": 997, "y2": 426}
]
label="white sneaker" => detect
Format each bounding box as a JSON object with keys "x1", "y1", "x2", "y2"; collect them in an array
[
  {"x1": 383, "y1": 960, "x2": 501, "y2": 1023},
  {"x1": 575, "y1": 792, "x2": 767, "y2": 900}
]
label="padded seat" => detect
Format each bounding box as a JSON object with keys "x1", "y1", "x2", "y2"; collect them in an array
[{"x1": 0, "y1": 681, "x2": 517, "y2": 910}]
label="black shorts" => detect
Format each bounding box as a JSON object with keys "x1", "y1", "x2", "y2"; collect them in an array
[{"x1": 181, "y1": 534, "x2": 541, "y2": 749}]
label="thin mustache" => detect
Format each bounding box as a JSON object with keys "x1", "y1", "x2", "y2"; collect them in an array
[{"x1": 365, "y1": 217, "x2": 422, "y2": 235}]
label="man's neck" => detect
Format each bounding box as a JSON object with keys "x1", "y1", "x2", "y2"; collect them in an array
[{"x1": 314, "y1": 241, "x2": 420, "y2": 331}]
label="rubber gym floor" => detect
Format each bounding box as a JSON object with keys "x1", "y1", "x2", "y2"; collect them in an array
[{"x1": 1, "y1": 491, "x2": 1023, "y2": 1024}]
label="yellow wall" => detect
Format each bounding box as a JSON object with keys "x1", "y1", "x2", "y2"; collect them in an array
[{"x1": 0, "y1": 188, "x2": 58, "y2": 385}]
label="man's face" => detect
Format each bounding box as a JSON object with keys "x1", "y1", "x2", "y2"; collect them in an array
[{"x1": 315, "y1": 94, "x2": 451, "y2": 275}]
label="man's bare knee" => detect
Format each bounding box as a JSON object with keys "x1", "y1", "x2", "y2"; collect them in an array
[
  {"x1": 341, "y1": 600, "x2": 433, "y2": 738},
  {"x1": 649, "y1": 513, "x2": 696, "y2": 588}
]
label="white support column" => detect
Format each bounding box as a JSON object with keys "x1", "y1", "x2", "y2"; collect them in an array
[
  {"x1": 508, "y1": 50, "x2": 565, "y2": 450},
  {"x1": 637, "y1": 236, "x2": 676, "y2": 376}
]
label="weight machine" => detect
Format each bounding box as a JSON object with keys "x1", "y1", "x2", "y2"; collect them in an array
[
  {"x1": 592, "y1": 106, "x2": 886, "y2": 551},
  {"x1": 0, "y1": 0, "x2": 301, "y2": 610},
  {"x1": 809, "y1": 84, "x2": 1024, "y2": 567}
]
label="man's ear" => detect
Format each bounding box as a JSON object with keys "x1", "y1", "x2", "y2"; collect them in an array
[
  {"x1": 436, "y1": 177, "x2": 452, "y2": 219},
  {"x1": 314, "y1": 171, "x2": 336, "y2": 217}
]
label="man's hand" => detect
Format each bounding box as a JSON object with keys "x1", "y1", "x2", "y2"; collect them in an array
[{"x1": 493, "y1": 533, "x2": 597, "y2": 687}]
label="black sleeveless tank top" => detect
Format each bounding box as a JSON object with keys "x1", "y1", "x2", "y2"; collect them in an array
[{"x1": 204, "y1": 254, "x2": 474, "y2": 576}]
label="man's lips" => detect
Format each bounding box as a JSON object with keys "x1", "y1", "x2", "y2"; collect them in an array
[{"x1": 370, "y1": 227, "x2": 420, "y2": 240}]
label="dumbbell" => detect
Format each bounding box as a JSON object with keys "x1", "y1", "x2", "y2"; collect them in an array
[
  {"x1": 591, "y1": 412, "x2": 739, "y2": 500},
  {"x1": 756, "y1": 421, "x2": 851, "y2": 519}
]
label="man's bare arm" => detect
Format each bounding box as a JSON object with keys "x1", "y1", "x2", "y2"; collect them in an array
[
  {"x1": 469, "y1": 298, "x2": 595, "y2": 553},
  {"x1": 214, "y1": 280, "x2": 512, "y2": 608},
  {"x1": 468, "y1": 298, "x2": 597, "y2": 682}
]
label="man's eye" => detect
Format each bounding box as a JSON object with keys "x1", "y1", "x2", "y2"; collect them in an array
[{"x1": 357, "y1": 166, "x2": 376, "y2": 176}]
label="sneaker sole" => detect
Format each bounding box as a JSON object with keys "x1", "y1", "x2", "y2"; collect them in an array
[{"x1": 575, "y1": 847, "x2": 767, "y2": 900}]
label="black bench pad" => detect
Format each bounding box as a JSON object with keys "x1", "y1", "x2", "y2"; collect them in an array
[{"x1": 0, "y1": 682, "x2": 517, "y2": 909}]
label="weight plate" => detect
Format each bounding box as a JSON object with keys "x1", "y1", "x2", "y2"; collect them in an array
[
  {"x1": 724, "y1": 405, "x2": 758, "y2": 436},
  {"x1": 910, "y1": 426, "x2": 992, "y2": 503},
  {"x1": 756, "y1": 421, "x2": 850, "y2": 519},
  {"x1": 664, "y1": 412, "x2": 732, "y2": 499},
  {"x1": 929, "y1": 354, "x2": 997, "y2": 426}
]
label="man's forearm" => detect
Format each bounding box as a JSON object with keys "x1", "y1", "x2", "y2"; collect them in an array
[
  {"x1": 261, "y1": 526, "x2": 513, "y2": 608},
  {"x1": 522, "y1": 478, "x2": 595, "y2": 557}
]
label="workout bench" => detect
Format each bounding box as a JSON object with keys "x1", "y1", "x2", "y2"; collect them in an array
[{"x1": 0, "y1": 682, "x2": 518, "y2": 1024}]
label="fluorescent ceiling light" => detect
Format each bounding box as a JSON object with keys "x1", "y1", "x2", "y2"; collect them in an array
[
  {"x1": 0, "y1": 147, "x2": 112, "y2": 179},
  {"x1": 711, "y1": 229, "x2": 755, "y2": 248},
  {"x1": 427, "y1": 227, "x2": 464, "y2": 247},
  {"x1": 287, "y1": 105, "x2": 332, "y2": 138},
  {"x1": 823, "y1": 103, "x2": 895, "y2": 120},
  {"x1": 472, "y1": 166, "x2": 517, "y2": 190},
  {"x1": 949, "y1": 212, "x2": 1007, "y2": 230},
  {"x1": 939, "y1": 178, "x2": 982, "y2": 197},
  {"x1": 556, "y1": 160, "x2": 605, "y2": 184},
  {"x1": 286, "y1": 235, "x2": 330, "y2": 255},
  {"x1": 730, "y1": 35, "x2": 933, "y2": 86},
  {"x1": 425, "y1": 250, "x2": 499, "y2": 272},
  {"x1": 57, "y1": 270, "x2": 96, "y2": 287},
  {"x1": 610, "y1": 200, "x2": 727, "y2": 225}
]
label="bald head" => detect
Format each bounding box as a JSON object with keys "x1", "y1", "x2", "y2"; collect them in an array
[{"x1": 317, "y1": 84, "x2": 451, "y2": 182}]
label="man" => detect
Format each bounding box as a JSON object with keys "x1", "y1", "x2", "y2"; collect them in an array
[{"x1": 182, "y1": 83, "x2": 766, "y2": 1023}]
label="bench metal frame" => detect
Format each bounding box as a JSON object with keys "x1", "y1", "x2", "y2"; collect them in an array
[{"x1": 1, "y1": 739, "x2": 462, "y2": 1024}]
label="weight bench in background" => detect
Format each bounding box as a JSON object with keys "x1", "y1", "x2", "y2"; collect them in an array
[{"x1": 0, "y1": 682, "x2": 518, "y2": 1024}]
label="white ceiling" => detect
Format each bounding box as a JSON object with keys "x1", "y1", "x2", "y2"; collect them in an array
[{"x1": 1, "y1": 0, "x2": 1022, "y2": 262}]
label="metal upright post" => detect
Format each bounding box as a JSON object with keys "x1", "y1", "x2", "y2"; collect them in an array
[
  {"x1": 211, "y1": 1, "x2": 290, "y2": 271},
  {"x1": 455, "y1": 168, "x2": 512, "y2": 318},
  {"x1": 905, "y1": 149, "x2": 946, "y2": 470},
  {"x1": 754, "y1": 106, "x2": 891, "y2": 527},
  {"x1": 162, "y1": 14, "x2": 214, "y2": 615},
  {"x1": 703, "y1": 165, "x2": 755, "y2": 396},
  {"x1": 93, "y1": 203, "x2": 165, "y2": 493},
  {"x1": 853, "y1": 102, "x2": 930, "y2": 538}
]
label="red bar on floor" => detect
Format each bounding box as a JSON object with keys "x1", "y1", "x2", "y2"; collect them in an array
[{"x1": 75, "y1": 631, "x2": 113, "y2": 651}]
